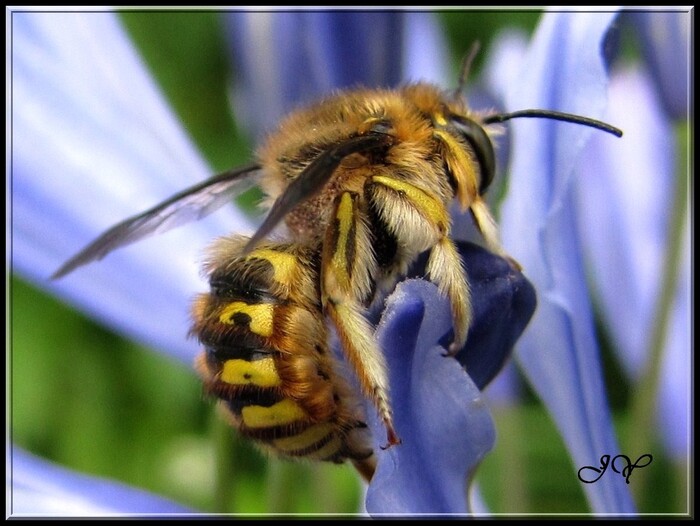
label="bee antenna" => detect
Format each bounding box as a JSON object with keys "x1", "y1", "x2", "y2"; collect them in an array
[
  {"x1": 452, "y1": 41, "x2": 481, "y2": 103},
  {"x1": 483, "y1": 109, "x2": 623, "y2": 137},
  {"x1": 458, "y1": 42, "x2": 481, "y2": 92}
]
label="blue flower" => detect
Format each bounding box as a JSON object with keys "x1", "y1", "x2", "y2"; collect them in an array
[
  {"x1": 12, "y1": 11, "x2": 255, "y2": 365},
  {"x1": 497, "y1": 9, "x2": 689, "y2": 514},
  {"x1": 497, "y1": 12, "x2": 637, "y2": 514},
  {"x1": 9, "y1": 449, "x2": 192, "y2": 516},
  {"x1": 364, "y1": 245, "x2": 535, "y2": 515},
  {"x1": 222, "y1": 11, "x2": 451, "y2": 140},
  {"x1": 574, "y1": 54, "x2": 690, "y2": 462},
  {"x1": 12, "y1": 8, "x2": 686, "y2": 517},
  {"x1": 574, "y1": 10, "x2": 690, "y2": 490}
]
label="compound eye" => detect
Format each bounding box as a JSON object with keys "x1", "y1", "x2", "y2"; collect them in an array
[{"x1": 448, "y1": 114, "x2": 496, "y2": 194}]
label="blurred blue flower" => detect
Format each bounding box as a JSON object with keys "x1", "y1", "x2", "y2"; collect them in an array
[
  {"x1": 497, "y1": 8, "x2": 690, "y2": 514},
  {"x1": 583, "y1": 5, "x2": 691, "y2": 485},
  {"x1": 223, "y1": 11, "x2": 450, "y2": 139},
  {"x1": 12, "y1": 11, "x2": 254, "y2": 365},
  {"x1": 625, "y1": 11, "x2": 689, "y2": 119},
  {"x1": 574, "y1": 10, "x2": 690, "y2": 467},
  {"x1": 497, "y1": 11, "x2": 637, "y2": 514},
  {"x1": 13, "y1": 7, "x2": 687, "y2": 518},
  {"x1": 9, "y1": 449, "x2": 192, "y2": 516}
]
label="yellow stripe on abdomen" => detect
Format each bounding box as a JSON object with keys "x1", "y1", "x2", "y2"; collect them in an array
[
  {"x1": 272, "y1": 423, "x2": 333, "y2": 452},
  {"x1": 220, "y1": 358, "x2": 281, "y2": 388},
  {"x1": 272, "y1": 423, "x2": 344, "y2": 460},
  {"x1": 241, "y1": 398, "x2": 307, "y2": 428},
  {"x1": 219, "y1": 301, "x2": 274, "y2": 337},
  {"x1": 305, "y1": 434, "x2": 343, "y2": 461},
  {"x1": 247, "y1": 249, "x2": 298, "y2": 286}
]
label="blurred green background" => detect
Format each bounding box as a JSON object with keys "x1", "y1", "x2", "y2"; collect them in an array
[{"x1": 10, "y1": 10, "x2": 687, "y2": 515}]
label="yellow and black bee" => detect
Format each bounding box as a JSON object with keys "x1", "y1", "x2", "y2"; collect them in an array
[{"x1": 53, "y1": 76, "x2": 621, "y2": 482}]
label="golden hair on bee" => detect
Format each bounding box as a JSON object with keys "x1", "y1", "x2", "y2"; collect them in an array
[{"x1": 52, "y1": 57, "x2": 621, "y2": 480}]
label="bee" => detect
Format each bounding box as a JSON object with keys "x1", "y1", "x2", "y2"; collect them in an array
[{"x1": 53, "y1": 69, "x2": 622, "y2": 482}]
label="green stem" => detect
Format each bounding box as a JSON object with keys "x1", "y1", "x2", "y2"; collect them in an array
[
  {"x1": 213, "y1": 414, "x2": 237, "y2": 512},
  {"x1": 627, "y1": 124, "x2": 688, "y2": 511},
  {"x1": 495, "y1": 405, "x2": 530, "y2": 513},
  {"x1": 674, "y1": 459, "x2": 690, "y2": 514},
  {"x1": 265, "y1": 460, "x2": 303, "y2": 513}
]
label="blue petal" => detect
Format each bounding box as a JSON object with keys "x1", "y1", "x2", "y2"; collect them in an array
[
  {"x1": 404, "y1": 242, "x2": 536, "y2": 390},
  {"x1": 225, "y1": 11, "x2": 402, "y2": 138},
  {"x1": 400, "y1": 12, "x2": 451, "y2": 85},
  {"x1": 224, "y1": 11, "x2": 449, "y2": 138},
  {"x1": 12, "y1": 12, "x2": 254, "y2": 364},
  {"x1": 481, "y1": 29, "x2": 529, "y2": 102},
  {"x1": 366, "y1": 280, "x2": 496, "y2": 515},
  {"x1": 574, "y1": 67, "x2": 675, "y2": 377},
  {"x1": 576, "y1": 19, "x2": 690, "y2": 466},
  {"x1": 9, "y1": 446, "x2": 192, "y2": 516},
  {"x1": 625, "y1": 11, "x2": 690, "y2": 120},
  {"x1": 364, "y1": 244, "x2": 535, "y2": 515},
  {"x1": 498, "y1": 12, "x2": 636, "y2": 513},
  {"x1": 450, "y1": 243, "x2": 536, "y2": 389}
]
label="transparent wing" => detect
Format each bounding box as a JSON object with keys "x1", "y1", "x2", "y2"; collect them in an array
[{"x1": 52, "y1": 163, "x2": 262, "y2": 278}]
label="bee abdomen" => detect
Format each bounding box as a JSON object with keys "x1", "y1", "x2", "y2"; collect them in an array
[
  {"x1": 236, "y1": 398, "x2": 315, "y2": 440},
  {"x1": 269, "y1": 422, "x2": 343, "y2": 459},
  {"x1": 194, "y1": 239, "x2": 374, "y2": 469},
  {"x1": 198, "y1": 350, "x2": 365, "y2": 464}
]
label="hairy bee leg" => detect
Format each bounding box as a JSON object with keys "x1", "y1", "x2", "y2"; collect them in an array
[
  {"x1": 425, "y1": 237, "x2": 472, "y2": 354},
  {"x1": 367, "y1": 175, "x2": 472, "y2": 355},
  {"x1": 434, "y1": 120, "x2": 521, "y2": 273},
  {"x1": 470, "y1": 198, "x2": 522, "y2": 271},
  {"x1": 325, "y1": 301, "x2": 399, "y2": 447},
  {"x1": 469, "y1": 198, "x2": 501, "y2": 253},
  {"x1": 322, "y1": 192, "x2": 400, "y2": 448}
]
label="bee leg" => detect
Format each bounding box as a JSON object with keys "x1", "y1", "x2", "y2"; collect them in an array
[
  {"x1": 470, "y1": 198, "x2": 522, "y2": 271},
  {"x1": 321, "y1": 192, "x2": 400, "y2": 448},
  {"x1": 425, "y1": 237, "x2": 472, "y2": 355},
  {"x1": 366, "y1": 175, "x2": 472, "y2": 356},
  {"x1": 325, "y1": 299, "x2": 400, "y2": 448}
]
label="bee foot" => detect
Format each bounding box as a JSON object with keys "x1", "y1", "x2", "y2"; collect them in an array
[
  {"x1": 507, "y1": 255, "x2": 523, "y2": 272},
  {"x1": 443, "y1": 341, "x2": 461, "y2": 357},
  {"x1": 379, "y1": 423, "x2": 402, "y2": 450}
]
